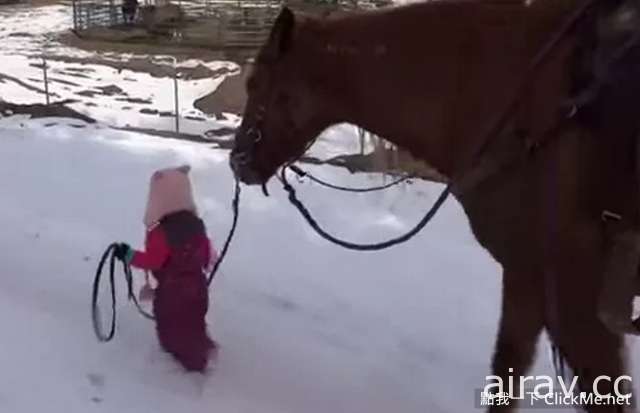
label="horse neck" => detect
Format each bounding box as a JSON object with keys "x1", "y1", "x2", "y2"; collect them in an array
[{"x1": 294, "y1": 0, "x2": 585, "y2": 178}]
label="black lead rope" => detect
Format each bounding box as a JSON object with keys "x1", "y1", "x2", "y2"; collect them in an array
[
  {"x1": 287, "y1": 164, "x2": 414, "y2": 193},
  {"x1": 207, "y1": 178, "x2": 241, "y2": 286},
  {"x1": 92, "y1": 177, "x2": 242, "y2": 342},
  {"x1": 279, "y1": 167, "x2": 452, "y2": 251},
  {"x1": 91, "y1": 243, "x2": 117, "y2": 342},
  {"x1": 91, "y1": 242, "x2": 154, "y2": 343}
]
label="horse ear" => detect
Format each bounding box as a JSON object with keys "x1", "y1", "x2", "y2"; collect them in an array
[{"x1": 266, "y1": 7, "x2": 295, "y2": 57}]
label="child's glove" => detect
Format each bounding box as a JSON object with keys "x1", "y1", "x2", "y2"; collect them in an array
[{"x1": 113, "y1": 243, "x2": 133, "y2": 263}]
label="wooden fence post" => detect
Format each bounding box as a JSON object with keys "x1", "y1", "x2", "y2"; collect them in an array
[
  {"x1": 42, "y1": 56, "x2": 50, "y2": 106},
  {"x1": 72, "y1": 0, "x2": 77, "y2": 31},
  {"x1": 174, "y1": 60, "x2": 180, "y2": 134}
]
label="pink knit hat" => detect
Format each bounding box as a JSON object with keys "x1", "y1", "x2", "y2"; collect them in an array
[{"x1": 143, "y1": 164, "x2": 198, "y2": 227}]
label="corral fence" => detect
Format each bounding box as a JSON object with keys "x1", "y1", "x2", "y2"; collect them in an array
[
  {"x1": 71, "y1": 0, "x2": 282, "y2": 46},
  {"x1": 71, "y1": 0, "x2": 392, "y2": 49},
  {"x1": 72, "y1": 0, "x2": 122, "y2": 31}
]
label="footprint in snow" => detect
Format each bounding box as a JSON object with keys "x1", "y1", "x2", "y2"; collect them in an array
[
  {"x1": 266, "y1": 295, "x2": 298, "y2": 313},
  {"x1": 87, "y1": 372, "x2": 105, "y2": 388}
]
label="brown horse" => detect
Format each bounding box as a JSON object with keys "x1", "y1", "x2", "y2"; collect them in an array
[{"x1": 229, "y1": 0, "x2": 640, "y2": 411}]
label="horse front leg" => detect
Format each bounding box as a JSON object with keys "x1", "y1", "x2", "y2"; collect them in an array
[{"x1": 488, "y1": 266, "x2": 545, "y2": 413}]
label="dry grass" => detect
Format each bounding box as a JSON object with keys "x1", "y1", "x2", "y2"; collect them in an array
[{"x1": 194, "y1": 61, "x2": 250, "y2": 115}]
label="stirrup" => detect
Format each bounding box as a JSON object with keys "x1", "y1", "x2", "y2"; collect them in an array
[{"x1": 598, "y1": 229, "x2": 640, "y2": 335}]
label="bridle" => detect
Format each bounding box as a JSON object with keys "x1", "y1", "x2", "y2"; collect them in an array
[{"x1": 231, "y1": 98, "x2": 317, "y2": 196}]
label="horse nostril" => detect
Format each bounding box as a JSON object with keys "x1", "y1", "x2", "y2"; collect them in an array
[{"x1": 230, "y1": 152, "x2": 250, "y2": 175}]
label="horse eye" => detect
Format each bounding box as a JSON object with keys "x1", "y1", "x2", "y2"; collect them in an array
[{"x1": 253, "y1": 106, "x2": 266, "y2": 123}]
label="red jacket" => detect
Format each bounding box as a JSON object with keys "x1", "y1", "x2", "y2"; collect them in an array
[{"x1": 127, "y1": 211, "x2": 217, "y2": 280}]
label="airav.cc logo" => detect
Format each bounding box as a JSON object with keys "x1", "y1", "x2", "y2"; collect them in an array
[{"x1": 483, "y1": 369, "x2": 633, "y2": 406}]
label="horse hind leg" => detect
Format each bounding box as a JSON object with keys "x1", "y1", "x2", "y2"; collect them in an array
[
  {"x1": 548, "y1": 314, "x2": 630, "y2": 412},
  {"x1": 488, "y1": 267, "x2": 545, "y2": 412},
  {"x1": 548, "y1": 250, "x2": 632, "y2": 412},
  {"x1": 598, "y1": 226, "x2": 640, "y2": 335}
]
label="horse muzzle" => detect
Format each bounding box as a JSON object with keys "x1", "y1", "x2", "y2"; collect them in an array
[{"x1": 229, "y1": 152, "x2": 264, "y2": 186}]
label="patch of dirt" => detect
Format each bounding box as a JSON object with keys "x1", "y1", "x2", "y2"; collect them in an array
[
  {"x1": 0, "y1": 72, "x2": 52, "y2": 96},
  {"x1": 194, "y1": 62, "x2": 249, "y2": 117},
  {"x1": 114, "y1": 125, "x2": 219, "y2": 145},
  {"x1": 59, "y1": 71, "x2": 92, "y2": 80},
  {"x1": 0, "y1": 0, "x2": 27, "y2": 6},
  {"x1": 54, "y1": 31, "x2": 244, "y2": 79},
  {"x1": 96, "y1": 84, "x2": 125, "y2": 96},
  {"x1": 204, "y1": 127, "x2": 236, "y2": 138},
  {"x1": 60, "y1": 67, "x2": 95, "y2": 74},
  {"x1": 22, "y1": 0, "x2": 68, "y2": 6},
  {"x1": 8, "y1": 32, "x2": 32, "y2": 38},
  {"x1": 116, "y1": 97, "x2": 151, "y2": 104},
  {"x1": 76, "y1": 90, "x2": 97, "y2": 98},
  {"x1": 0, "y1": 99, "x2": 95, "y2": 124},
  {"x1": 74, "y1": 86, "x2": 152, "y2": 103},
  {"x1": 50, "y1": 77, "x2": 82, "y2": 87}
]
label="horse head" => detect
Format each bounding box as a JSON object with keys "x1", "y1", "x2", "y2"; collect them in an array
[{"x1": 229, "y1": 8, "x2": 336, "y2": 186}]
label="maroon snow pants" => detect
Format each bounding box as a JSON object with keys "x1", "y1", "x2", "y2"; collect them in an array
[{"x1": 153, "y1": 273, "x2": 215, "y2": 372}]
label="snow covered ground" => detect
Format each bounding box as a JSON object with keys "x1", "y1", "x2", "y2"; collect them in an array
[{"x1": 0, "y1": 114, "x2": 623, "y2": 413}]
